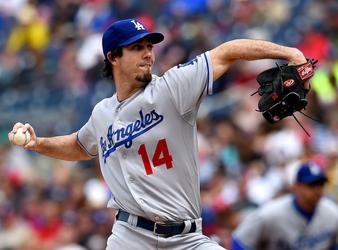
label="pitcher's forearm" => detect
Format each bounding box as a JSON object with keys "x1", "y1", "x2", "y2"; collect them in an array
[
  {"x1": 215, "y1": 39, "x2": 305, "y2": 62},
  {"x1": 9, "y1": 123, "x2": 92, "y2": 161},
  {"x1": 34, "y1": 133, "x2": 92, "y2": 161},
  {"x1": 210, "y1": 39, "x2": 307, "y2": 81}
]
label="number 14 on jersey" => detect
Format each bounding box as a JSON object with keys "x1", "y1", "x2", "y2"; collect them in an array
[{"x1": 138, "y1": 138, "x2": 173, "y2": 175}]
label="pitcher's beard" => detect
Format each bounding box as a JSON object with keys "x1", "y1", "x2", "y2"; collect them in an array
[{"x1": 135, "y1": 72, "x2": 152, "y2": 84}]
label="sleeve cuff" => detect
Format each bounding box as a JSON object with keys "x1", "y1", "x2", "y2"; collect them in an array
[
  {"x1": 204, "y1": 52, "x2": 214, "y2": 95},
  {"x1": 76, "y1": 131, "x2": 98, "y2": 157}
]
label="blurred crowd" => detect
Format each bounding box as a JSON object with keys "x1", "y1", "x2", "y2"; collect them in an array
[{"x1": 0, "y1": 0, "x2": 337, "y2": 249}]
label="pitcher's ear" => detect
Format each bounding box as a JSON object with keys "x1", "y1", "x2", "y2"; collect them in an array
[
  {"x1": 107, "y1": 52, "x2": 114, "y2": 64},
  {"x1": 108, "y1": 52, "x2": 120, "y2": 66}
]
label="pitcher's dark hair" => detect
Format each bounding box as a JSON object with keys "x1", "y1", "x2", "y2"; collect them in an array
[{"x1": 102, "y1": 47, "x2": 123, "y2": 79}]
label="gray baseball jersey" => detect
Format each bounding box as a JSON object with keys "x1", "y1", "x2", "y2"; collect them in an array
[
  {"x1": 232, "y1": 194, "x2": 338, "y2": 250},
  {"x1": 77, "y1": 52, "x2": 213, "y2": 222}
]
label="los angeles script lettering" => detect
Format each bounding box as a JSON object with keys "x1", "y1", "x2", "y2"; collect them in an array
[{"x1": 100, "y1": 109, "x2": 164, "y2": 162}]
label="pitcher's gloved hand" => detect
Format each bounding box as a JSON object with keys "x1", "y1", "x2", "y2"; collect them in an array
[{"x1": 253, "y1": 59, "x2": 318, "y2": 123}]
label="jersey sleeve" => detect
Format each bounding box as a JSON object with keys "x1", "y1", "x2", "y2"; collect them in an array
[
  {"x1": 77, "y1": 114, "x2": 98, "y2": 157},
  {"x1": 232, "y1": 210, "x2": 265, "y2": 249},
  {"x1": 162, "y1": 51, "x2": 213, "y2": 115}
]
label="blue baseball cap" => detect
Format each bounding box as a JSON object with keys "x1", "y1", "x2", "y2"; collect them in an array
[
  {"x1": 296, "y1": 162, "x2": 328, "y2": 184},
  {"x1": 102, "y1": 19, "x2": 164, "y2": 58}
]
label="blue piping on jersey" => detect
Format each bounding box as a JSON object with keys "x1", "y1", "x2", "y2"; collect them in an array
[
  {"x1": 292, "y1": 195, "x2": 314, "y2": 222},
  {"x1": 231, "y1": 236, "x2": 251, "y2": 250},
  {"x1": 203, "y1": 53, "x2": 211, "y2": 95}
]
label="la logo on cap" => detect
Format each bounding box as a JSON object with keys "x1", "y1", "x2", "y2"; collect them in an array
[
  {"x1": 309, "y1": 163, "x2": 321, "y2": 175},
  {"x1": 131, "y1": 20, "x2": 145, "y2": 30}
]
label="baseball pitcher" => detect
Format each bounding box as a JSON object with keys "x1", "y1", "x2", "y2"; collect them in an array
[{"x1": 9, "y1": 19, "x2": 311, "y2": 249}]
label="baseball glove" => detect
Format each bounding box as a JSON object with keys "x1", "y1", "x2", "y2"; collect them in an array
[{"x1": 253, "y1": 59, "x2": 317, "y2": 125}]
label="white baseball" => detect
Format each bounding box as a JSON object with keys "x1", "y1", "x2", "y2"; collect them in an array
[{"x1": 13, "y1": 127, "x2": 31, "y2": 146}]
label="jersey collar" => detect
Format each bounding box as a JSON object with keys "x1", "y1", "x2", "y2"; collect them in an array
[{"x1": 292, "y1": 195, "x2": 315, "y2": 222}]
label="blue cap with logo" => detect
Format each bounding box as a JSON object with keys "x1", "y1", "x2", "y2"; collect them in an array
[
  {"x1": 102, "y1": 19, "x2": 164, "y2": 58},
  {"x1": 296, "y1": 162, "x2": 328, "y2": 184}
]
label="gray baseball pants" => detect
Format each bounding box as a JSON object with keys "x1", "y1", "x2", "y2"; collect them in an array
[{"x1": 106, "y1": 220, "x2": 226, "y2": 250}]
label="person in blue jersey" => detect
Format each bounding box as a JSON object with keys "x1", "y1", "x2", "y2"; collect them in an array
[{"x1": 232, "y1": 161, "x2": 338, "y2": 250}]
